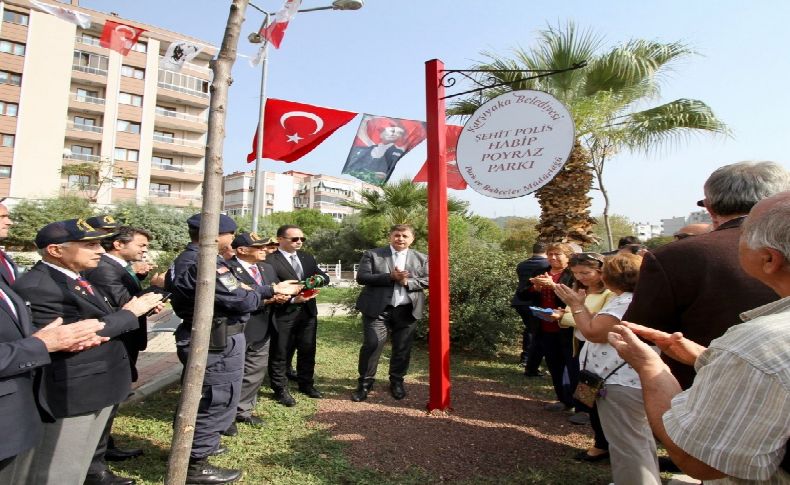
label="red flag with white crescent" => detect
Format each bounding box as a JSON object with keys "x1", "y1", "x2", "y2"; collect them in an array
[
  {"x1": 99, "y1": 20, "x2": 145, "y2": 56},
  {"x1": 247, "y1": 99, "x2": 357, "y2": 163},
  {"x1": 413, "y1": 125, "x2": 468, "y2": 190},
  {"x1": 260, "y1": 0, "x2": 302, "y2": 49}
]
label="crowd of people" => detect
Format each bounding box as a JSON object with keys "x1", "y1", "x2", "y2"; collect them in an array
[
  {"x1": 512, "y1": 161, "x2": 790, "y2": 484},
  {"x1": 0, "y1": 160, "x2": 787, "y2": 485}
]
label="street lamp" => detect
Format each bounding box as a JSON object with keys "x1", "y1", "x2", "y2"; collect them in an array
[{"x1": 249, "y1": 0, "x2": 363, "y2": 232}]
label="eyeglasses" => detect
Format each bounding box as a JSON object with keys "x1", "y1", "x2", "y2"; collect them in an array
[
  {"x1": 281, "y1": 236, "x2": 306, "y2": 243},
  {"x1": 569, "y1": 252, "x2": 605, "y2": 265},
  {"x1": 673, "y1": 233, "x2": 692, "y2": 240},
  {"x1": 696, "y1": 199, "x2": 706, "y2": 208}
]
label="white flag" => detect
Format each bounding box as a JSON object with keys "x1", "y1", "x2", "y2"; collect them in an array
[
  {"x1": 30, "y1": 0, "x2": 92, "y2": 29},
  {"x1": 160, "y1": 40, "x2": 203, "y2": 71}
]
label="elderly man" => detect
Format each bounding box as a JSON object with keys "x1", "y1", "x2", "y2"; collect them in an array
[
  {"x1": 609, "y1": 191, "x2": 790, "y2": 484},
  {"x1": 623, "y1": 161, "x2": 789, "y2": 388},
  {"x1": 0, "y1": 207, "x2": 107, "y2": 483},
  {"x1": 12, "y1": 219, "x2": 162, "y2": 485},
  {"x1": 672, "y1": 223, "x2": 712, "y2": 241}
]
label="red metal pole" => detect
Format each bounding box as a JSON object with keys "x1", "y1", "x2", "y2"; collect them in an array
[{"x1": 425, "y1": 59, "x2": 450, "y2": 411}]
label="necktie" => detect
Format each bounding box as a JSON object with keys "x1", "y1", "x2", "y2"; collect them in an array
[
  {"x1": 0, "y1": 250, "x2": 15, "y2": 284},
  {"x1": 0, "y1": 287, "x2": 17, "y2": 318},
  {"x1": 391, "y1": 251, "x2": 407, "y2": 306},
  {"x1": 76, "y1": 276, "x2": 95, "y2": 296},
  {"x1": 249, "y1": 265, "x2": 262, "y2": 285},
  {"x1": 290, "y1": 254, "x2": 304, "y2": 280},
  {"x1": 125, "y1": 263, "x2": 140, "y2": 282}
]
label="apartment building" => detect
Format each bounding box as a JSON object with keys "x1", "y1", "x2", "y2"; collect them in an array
[
  {"x1": 0, "y1": 0, "x2": 215, "y2": 207},
  {"x1": 223, "y1": 169, "x2": 382, "y2": 222}
]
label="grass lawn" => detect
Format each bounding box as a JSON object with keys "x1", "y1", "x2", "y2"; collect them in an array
[{"x1": 110, "y1": 316, "x2": 613, "y2": 484}]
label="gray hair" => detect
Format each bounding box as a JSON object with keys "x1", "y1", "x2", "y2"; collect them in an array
[
  {"x1": 742, "y1": 197, "x2": 790, "y2": 262},
  {"x1": 704, "y1": 161, "x2": 790, "y2": 216}
]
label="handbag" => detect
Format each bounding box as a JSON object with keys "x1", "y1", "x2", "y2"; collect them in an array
[{"x1": 572, "y1": 350, "x2": 627, "y2": 408}]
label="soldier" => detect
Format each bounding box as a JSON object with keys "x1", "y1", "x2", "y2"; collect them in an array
[{"x1": 166, "y1": 214, "x2": 300, "y2": 484}]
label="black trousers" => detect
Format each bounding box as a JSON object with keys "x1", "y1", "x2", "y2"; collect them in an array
[
  {"x1": 357, "y1": 304, "x2": 417, "y2": 385},
  {"x1": 269, "y1": 307, "x2": 317, "y2": 391},
  {"x1": 542, "y1": 327, "x2": 579, "y2": 407}
]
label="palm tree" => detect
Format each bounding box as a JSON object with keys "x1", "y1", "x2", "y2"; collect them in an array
[
  {"x1": 343, "y1": 178, "x2": 469, "y2": 243},
  {"x1": 449, "y1": 22, "x2": 729, "y2": 248}
]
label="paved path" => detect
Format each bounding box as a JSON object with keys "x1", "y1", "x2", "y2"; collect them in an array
[{"x1": 125, "y1": 302, "x2": 351, "y2": 405}]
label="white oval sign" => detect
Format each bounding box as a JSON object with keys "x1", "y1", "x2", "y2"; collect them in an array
[{"x1": 456, "y1": 90, "x2": 575, "y2": 198}]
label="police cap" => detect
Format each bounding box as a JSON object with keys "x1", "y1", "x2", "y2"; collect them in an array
[
  {"x1": 187, "y1": 213, "x2": 237, "y2": 234},
  {"x1": 85, "y1": 214, "x2": 120, "y2": 231},
  {"x1": 231, "y1": 232, "x2": 267, "y2": 249},
  {"x1": 35, "y1": 219, "x2": 110, "y2": 248}
]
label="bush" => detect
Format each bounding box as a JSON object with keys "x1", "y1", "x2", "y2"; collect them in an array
[{"x1": 7, "y1": 196, "x2": 94, "y2": 249}]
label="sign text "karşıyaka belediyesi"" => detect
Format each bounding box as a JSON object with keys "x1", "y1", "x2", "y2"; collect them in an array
[{"x1": 456, "y1": 90, "x2": 575, "y2": 199}]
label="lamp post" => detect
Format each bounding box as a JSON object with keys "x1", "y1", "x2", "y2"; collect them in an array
[{"x1": 249, "y1": 0, "x2": 363, "y2": 232}]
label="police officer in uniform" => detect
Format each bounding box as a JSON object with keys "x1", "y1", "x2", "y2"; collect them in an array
[{"x1": 166, "y1": 214, "x2": 300, "y2": 484}]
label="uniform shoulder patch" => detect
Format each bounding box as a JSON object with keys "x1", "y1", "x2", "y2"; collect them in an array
[{"x1": 217, "y1": 271, "x2": 240, "y2": 291}]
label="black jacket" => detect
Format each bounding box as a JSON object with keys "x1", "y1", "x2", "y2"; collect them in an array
[
  {"x1": 13, "y1": 262, "x2": 138, "y2": 418},
  {"x1": 225, "y1": 257, "x2": 279, "y2": 350},
  {"x1": 512, "y1": 256, "x2": 551, "y2": 307},
  {"x1": 266, "y1": 250, "x2": 329, "y2": 319}
]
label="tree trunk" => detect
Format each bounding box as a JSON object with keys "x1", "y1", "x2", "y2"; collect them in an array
[
  {"x1": 535, "y1": 141, "x2": 597, "y2": 245},
  {"x1": 594, "y1": 164, "x2": 614, "y2": 251},
  {"x1": 165, "y1": 1, "x2": 248, "y2": 483}
]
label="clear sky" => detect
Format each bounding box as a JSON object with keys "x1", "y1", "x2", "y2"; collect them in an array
[{"x1": 80, "y1": 0, "x2": 790, "y2": 225}]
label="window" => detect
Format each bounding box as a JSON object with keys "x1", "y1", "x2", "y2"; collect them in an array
[
  {"x1": 1, "y1": 134, "x2": 14, "y2": 147},
  {"x1": 154, "y1": 130, "x2": 174, "y2": 141},
  {"x1": 73, "y1": 116, "x2": 96, "y2": 127},
  {"x1": 0, "y1": 102, "x2": 18, "y2": 116},
  {"x1": 120, "y1": 65, "x2": 145, "y2": 79},
  {"x1": 75, "y1": 87, "x2": 101, "y2": 102},
  {"x1": 0, "y1": 40, "x2": 26, "y2": 56},
  {"x1": 2, "y1": 10, "x2": 28, "y2": 26},
  {"x1": 67, "y1": 174, "x2": 91, "y2": 188},
  {"x1": 70, "y1": 145, "x2": 94, "y2": 155},
  {"x1": 150, "y1": 182, "x2": 171, "y2": 195},
  {"x1": 112, "y1": 177, "x2": 136, "y2": 189},
  {"x1": 131, "y1": 41, "x2": 147, "y2": 53},
  {"x1": 156, "y1": 105, "x2": 176, "y2": 117},
  {"x1": 118, "y1": 92, "x2": 142, "y2": 107},
  {"x1": 0, "y1": 166, "x2": 10, "y2": 178},
  {"x1": 114, "y1": 148, "x2": 139, "y2": 161},
  {"x1": 73, "y1": 50, "x2": 109, "y2": 74},
  {"x1": 152, "y1": 156, "x2": 173, "y2": 165},
  {"x1": 116, "y1": 120, "x2": 140, "y2": 134},
  {"x1": 0, "y1": 71, "x2": 21, "y2": 86},
  {"x1": 157, "y1": 70, "x2": 209, "y2": 97},
  {"x1": 77, "y1": 33, "x2": 100, "y2": 46}
]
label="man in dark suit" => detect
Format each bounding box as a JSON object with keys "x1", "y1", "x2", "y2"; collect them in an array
[
  {"x1": 12, "y1": 219, "x2": 162, "y2": 485},
  {"x1": 624, "y1": 161, "x2": 789, "y2": 389},
  {"x1": 267, "y1": 224, "x2": 329, "y2": 406},
  {"x1": 0, "y1": 206, "x2": 106, "y2": 483},
  {"x1": 351, "y1": 224, "x2": 429, "y2": 402},
  {"x1": 227, "y1": 232, "x2": 288, "y2": 428},
  {"x1": 83, "y1": 226, "x2": 153, "y2": 485},
  {"x1": 512, "y1": 242, "x2": 550, "y2": 374}
]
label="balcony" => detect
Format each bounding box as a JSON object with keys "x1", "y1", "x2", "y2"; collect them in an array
[
  {"x1": 71, "y1": 93, "x2": 105, "y2": 105},
  {"x1": 148, "y1": 189, "x2": 202, "y2": 207},
  {"x1": 154, "y1": 107, "x2": 207, "y2": 133},
  {"x1": 63, "y1": 152, "x2": 101, "y2": 163},
  {"x1": 155, "y1": 107, "x2": 206, "y2": 124},
  {"x1": 153, "y1": 134, "x2": 203, "y2": 148},
  {"x1": 76, "y1": 36, "x2": 101, "y2": 47},
  {"x1": 151, "y1": 162, "x2": 203, "y2": 174},
  {"x1": 67, "y1": 121, "x2": 103, "y2": 133},
  {"x1": 72, "y1": 64, "x2": 107, "y2": 76},
  {"x1": 157, "y1": 80, "x2": 209, "y2": 99}
]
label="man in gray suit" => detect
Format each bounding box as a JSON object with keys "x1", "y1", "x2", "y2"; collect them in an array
[{"x1": 351, "y1": 224, "x2": 428, "y2": 402}]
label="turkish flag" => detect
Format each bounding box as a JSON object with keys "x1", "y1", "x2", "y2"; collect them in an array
[
  {"x1": 261, "y1": 0, "x2": 301, "y2": 49},
  {"x1": 413, "y1": 125, "x2": 468, "y2": 190},
  {"x1": 247, "y1": 99, "x2": 357, "y2": 163},
  {"x1": 100, "y1": 20, "x2": 145, "y2": 56}
]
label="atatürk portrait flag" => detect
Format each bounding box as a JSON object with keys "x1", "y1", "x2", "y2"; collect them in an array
[
  {"x1": 247, "y1": 99, "x2": 357, "y2": 163},
  {"x1": 342, "y1": 115, "x2": 427, "y2": 186}
]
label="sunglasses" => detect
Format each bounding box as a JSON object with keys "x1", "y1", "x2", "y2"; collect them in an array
[
  {"x1": 673, "y1": 233, "x2": 692, "y2": 240},
  {"x1": 281, "y1": 236, "x2": 306, "y2": 243},
  {"x1": 570, "y1": 252, "x2": 605, "y2": 265},
  {"x1": 696, "y1": 199, "x2": 706, "y2": 208}
]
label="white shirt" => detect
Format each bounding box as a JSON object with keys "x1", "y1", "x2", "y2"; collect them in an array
[
  {"x1": 103, "y1": 253, "x2": 129, "y2": 268},
  {"x1": 390, "y1": 246, "x2": 409, "y2": 307},
  {"x1": 42, "y1": 261, "x2": 81, "y2": 280}
]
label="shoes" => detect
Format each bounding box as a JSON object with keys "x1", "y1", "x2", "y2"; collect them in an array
[
  {"x1": 573, "y1": 449, "x2": 610, "y2": 462},
  {"x1": 568, "y1": 412, "x2": 590, "y2": 425},
  {"x1": 390, "y1": 381, "x2": 406, "y2": 400},
  {"x1": 210, "y1": 446, "x2": 227, "y2": 456},
  {"x1": 273, "y1": 389, "x2": 297, "y2": 407},
  {"x1": 298, "y1": 386, "x2": 323, "y2": 399},
  {"x1": 286, "y1": 368, "x2": 298, "y2": 381},
  {"x1": 518, "y1": 355, "x2": 528, "y2": 367},
  {"x1": 543, "y1": 402, "x2": 572, "y2": 412},
  {"x1": 220, "y1": 422, "x2": 238, "y2": 437},
  {"x1": 104, "y1": 446, "x2": 144, "y2": 462},
  {"x1": 524, "y1": 370, "x2": 545, "y2": 377},
  {"x1": 351, "y1": 381, "x2": 374, "y2": 402},
  {"x1": 236, "y1": 415, "x2": 264, "y2": 426},
  {"x1": 658, "y1": 456, "x2": 681, "y2": 472},
  {"x1": 186, "y1": 458, "x2": 241, "y2": 484},
  {"x1": 84, "y1": 469, "x2": 136, "y2": 485}
]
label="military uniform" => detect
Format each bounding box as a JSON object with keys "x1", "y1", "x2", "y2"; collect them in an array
[{"x1": 166, "y1": 241, "x2": 275, "y2": 460}]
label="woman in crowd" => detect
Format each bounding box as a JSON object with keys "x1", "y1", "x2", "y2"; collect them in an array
[
  {"x1": 558, "y1": 253, "x2": 613, "y2": 462},
  {"x1": 527, "y1": 243, "x2": 576, "y2": 411},
  {"x1": 555, "y1": 253, "x2": 661, "y2": 485}
]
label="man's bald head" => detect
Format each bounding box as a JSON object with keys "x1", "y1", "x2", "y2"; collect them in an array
[{"x1": 673, "y1": 223, "x2": 712, "y2": 240}]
